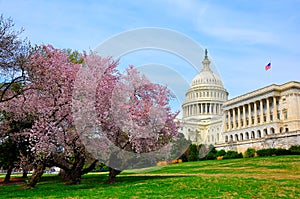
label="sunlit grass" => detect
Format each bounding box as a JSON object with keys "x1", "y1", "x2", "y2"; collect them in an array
[{"x1": 1, "y1": 155, "x2": 300, "y2": 198}]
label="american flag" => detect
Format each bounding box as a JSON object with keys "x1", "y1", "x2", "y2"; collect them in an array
[{"x1": 265, "y1": 62, "x2": 271, "y2": 71}]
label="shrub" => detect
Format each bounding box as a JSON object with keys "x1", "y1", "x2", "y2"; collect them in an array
[
  {"x1": 223, "y1": 151, "x2": 243, "y2": 159},
  {"x1": 188, "y1": 144, "x2": 199, "y2": 161},
  {"x1": 205, "y1": 151, "x2": 217, "y2": 160},
  {"x1": 289, "y1": 145, "x2": 300, "y2": 155},
  {"x1": 256, "y1": 148, "x2": 292, "y2": 157},
  {"x1": 200, "y1": 145, "x2": 218, "y2": 160},
  {"x1": 256, "y1": 148, "x2": 276, "y2": 157},
  {"x1": 216, "y1": 150, "x2": 226, "y2": 157},
  {"x1": 274, "y1": 148, "x2": 291, "y2": 156},
  {"x1": 244, "y1": 148, "x2": 256, "y2": 158}
]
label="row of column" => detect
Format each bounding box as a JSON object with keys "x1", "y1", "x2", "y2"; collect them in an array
[
  {"x1": 224, "y1": 97, "x2": 278, "y2": 131},
  {"x1": 183, "y1": 103, "x2": 222, "y2": 117}
]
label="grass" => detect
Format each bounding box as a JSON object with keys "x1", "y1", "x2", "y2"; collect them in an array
[{"x1": 1, "y1": 155, "x2": 300, "y2": 198}]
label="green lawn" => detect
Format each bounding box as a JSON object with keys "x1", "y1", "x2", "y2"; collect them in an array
[{"x1": 1, "y1": 155, "x2": 300, "y2": 198}]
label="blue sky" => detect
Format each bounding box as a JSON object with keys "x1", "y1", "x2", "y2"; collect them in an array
[{"x1": 1, "y1": 0, "x2": 300, "y2": 113}]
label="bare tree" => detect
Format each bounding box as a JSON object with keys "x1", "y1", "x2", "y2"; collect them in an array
[{"x1": 0, "y1": 14, "x2": 30, "y2": 102}]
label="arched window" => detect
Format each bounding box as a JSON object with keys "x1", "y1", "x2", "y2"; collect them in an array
[
  {"x1": 280, "y1": 127, "x2": 283, "y2": 133},
  {"x1": 235, "y1": 134, "x2": 239, "y2": 142},
  {"x1": 230, "y1": 135, "x2": 233, "y2": 142},
  {"x1": 285, "y1": 127, "x2": 289, "y2": 132},
  {"x1": 257, "y1": 130, "x2": 261, "y2": 138},
  {"x1": 225, "y1": 136, "x2": 228, "y2": 142},
  {"x1": 270, "y1": 127, "x2": 275, "y2": 134},
  {"x1": 240, "y1": 133, "x2": 244, "y2": 141},
  {"x1": 264, "y1": 128, "x2": 268, "y2": 136},
  {"x1": 251, "y1": 131, "x2": 255, "y2": 139},
  {"x1": 245, "y1": 132, "x2": 249, "y2": 140}
]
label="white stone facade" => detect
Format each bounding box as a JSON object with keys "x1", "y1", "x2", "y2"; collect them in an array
[{"x1": 181, "y1": 50, "x2": 300, "y2": 153}]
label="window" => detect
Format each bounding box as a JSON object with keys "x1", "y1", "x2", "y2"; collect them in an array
[
  {"x1": 270, "y1": 127, "x2": 275, "y2": 134},
  {"x1": 245, "y1": 132, "x2": 249, "y2": 139},
  {"x1": 283, "y1": 110, "x2": 288, "y2": 120},
  {"x1": 257, "y1": 130, "x2": 261, "y2": 138},
  {"x1": 235, "y1": 134, "x2": 239, "y2": 141}
]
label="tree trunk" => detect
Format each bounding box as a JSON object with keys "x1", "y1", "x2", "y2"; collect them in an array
[
  {"x1": 27, "y1": 162, "x2": 45, "y2": 188},
  {"x1": 106, "y1": 167, "x2": 121, "y2": 184},
  {"x1": 61, "y1": 158, "x2": 85, "y2": 185},
  {"x1": 4, "y1": 165, "x2": 13, "y2": 183},
  {"x1": 22, "y1": 170, "x2": 28, "y2": 178},
  {"x1": 81, "y1": 160, "x2": 98, "y2": 175}
]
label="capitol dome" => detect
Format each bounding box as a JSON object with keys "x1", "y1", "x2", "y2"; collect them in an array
[
  {"x1": 180, "y1": 49, "x2": 228, "y2": 146},
  {"x1": 191, "y1": 50, "x2": 224, "y2": 88},
  {"x1": 182, "y1": 49, "x2": 228, "y2": 120}
]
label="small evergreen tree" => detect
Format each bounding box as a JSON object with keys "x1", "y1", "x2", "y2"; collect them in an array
[{"x1": 188, "y1": 144, "x2": 199, "y2": 161}]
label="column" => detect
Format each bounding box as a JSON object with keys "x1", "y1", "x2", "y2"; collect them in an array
[
  {"x1": 199, "y1": 103, "x2": 202, "y2": 114},
  {"x1": 223, "y1": 111, "x2": 227, "y2": 131},
  {"x1": 243, "y1": 105, "x2": 246, "y2": 127},
  {"x1": 273, "y1": 97, "x2": 277, "y2": 121},
  {"x1": 233, "y1": 108, "x2": 236, "y2": 129},
  {"x1": 266, "y1": 98, "x2": 270, "y2": 122},
  {"x1": 214, "y1": 103, "x2": 217, "y2": 114},
  {"x1": 254, "y1": 102, "x2": 258, "y2": 125},
  {"x1": 248, "y1": 103, "x2": 252, "y2": 126},
  {"x1": 187, "y1": 106, "x2": 189, "y2": 116},
  {"x1": 227, "y1": 110, "x2": 231, "y2": 130},
  {"x1": 237, "y1": 107, "x2": 241, "y2": 128},
  {"x1": 260, "y1": 100, "x2": 264, "y2": 124}
]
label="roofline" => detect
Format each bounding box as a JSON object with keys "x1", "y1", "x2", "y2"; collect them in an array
[{"x1": 225, "y1": 81, "x2": 300, "y2": 106}]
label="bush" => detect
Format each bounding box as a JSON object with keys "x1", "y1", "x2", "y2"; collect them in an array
[
  {"x1": 256, "y1": 148, "x2": 292, "y2": 157},
  {"x1": 205, "y1": 151, "x2": 217, "y2": 160},
  {"x1": 274, "y1": 148, "x2": 291, "y2": 156},
  {"x1": 256, "y1": 148, "x2": 275, "y2": 156},
  {"x1": 223, "y1": 151, "x2": 243, "y2": 159},
  {"x1": 244, "y1": 148, "x2": 256, "y2": 158},
  {"x1": 188, "y1": 144, "x2": 199, "y2": 161},
  {"x1": 216, "y1": 150, "x2": 226, "y2": 157},
  {"x1": 289, "y1": 145, "x2": 300, "y2": 155}
]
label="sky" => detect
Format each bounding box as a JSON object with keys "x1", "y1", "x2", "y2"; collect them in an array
[{"x1": 1, "y1": 0, "x2": 300, "y2": 113}]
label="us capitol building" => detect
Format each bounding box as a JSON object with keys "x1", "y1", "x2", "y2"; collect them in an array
[{"x1": 181, "y1": 50, "x2": 300, "y2": 152}]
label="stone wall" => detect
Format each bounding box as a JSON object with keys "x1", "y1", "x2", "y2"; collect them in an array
[{"x1": 215, "y1": 130, "x2": 300, "y2": 153}]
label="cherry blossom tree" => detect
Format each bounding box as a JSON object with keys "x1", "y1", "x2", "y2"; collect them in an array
[
  {"x1": 74, "y1": 64, "x2": 181, "y2": 183},
  {"x1": 1, "y1": 44, "x2": 181, "y2": 186},
  {"x1": 0, "y1": 46, "x2": 105, "y2": 187}
]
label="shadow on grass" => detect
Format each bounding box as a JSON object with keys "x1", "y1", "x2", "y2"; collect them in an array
[{"x1": 1, "y1": 173, "x2": 188, "y2": 198}]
